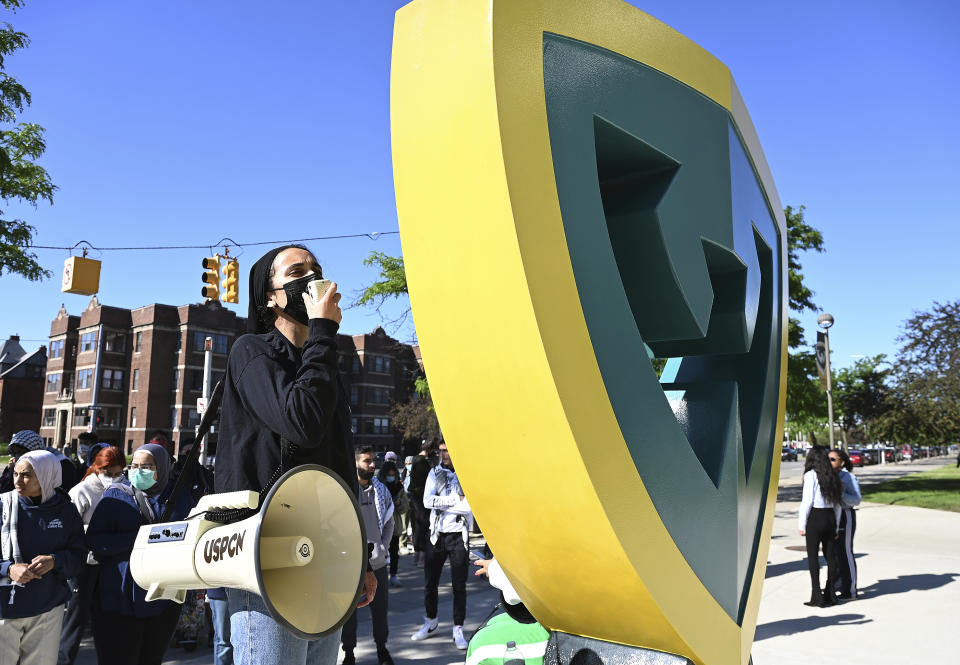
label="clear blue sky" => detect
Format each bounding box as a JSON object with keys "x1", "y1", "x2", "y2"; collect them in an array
[{"x1": 1, "y1": 0, "x2": 956, "y2": 370}]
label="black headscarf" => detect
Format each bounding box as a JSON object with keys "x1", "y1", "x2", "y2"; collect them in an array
[{"x1": 247, "y1": 244, "x2": 308, "y2": 334}]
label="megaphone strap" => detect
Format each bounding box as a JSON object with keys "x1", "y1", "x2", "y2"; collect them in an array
[{"x1": 205, "y1": 439, "x2": 299, "y2": 524}]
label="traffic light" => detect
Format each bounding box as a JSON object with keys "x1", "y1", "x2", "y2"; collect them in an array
[
  {"x1": 201, "y1": 256, "x2": 221, "y2": 300},
  {"x1": 222, "y1": 258, "x2": 239, "y2": 303}
]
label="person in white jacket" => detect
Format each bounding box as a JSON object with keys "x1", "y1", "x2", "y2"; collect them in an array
[
  {"x1": 797, "y1": 446, "x2": 843, "y2": 608},
  {"x1": 58, "y1": 445, "x2": 125, "y2": 665},
  {"x1": 411, "y1": 441, "x2": 473, "y2": 649}
]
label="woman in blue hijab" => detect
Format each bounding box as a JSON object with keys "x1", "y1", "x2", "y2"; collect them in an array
[{"x1": 86, "y1": 443, "x2": 195, "y2": 665}]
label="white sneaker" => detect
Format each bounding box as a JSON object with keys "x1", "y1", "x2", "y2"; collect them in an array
[
  {"x1": 453, "y1": 625, "x2": 468, "y2": 650},
  {"x1": 411, "y1": 617, "x2": 439, "y2": 641}
]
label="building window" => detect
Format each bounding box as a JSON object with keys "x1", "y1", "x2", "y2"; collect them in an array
[
  {"x1": 105, "y1": 332, "x2": 126, "y2": 353},
  {"x1": 187, "y1": 409, "x2": 201, "y2": 428},
  {"x1": 351, "y1": 417, "x2": 358, "y2": 433},
  {"x1": 175, "y1": 333, "x2": 182, "y2": 353},
  {"x1": 130, "y1": 407, "x2": 137, "y2": 427},
  {"x1": 102, "y1": 407, "x2": 120, "y2": 428},
  {"x1": 368, "y1": 387, "x2": 392, "y2": 405},
  {"x1": 193, "y1": 332, "x2": 227, "y2": 354},
  {"x1": 362, "y1": 419, "x2": 373, "y2": 435},
  {"x1": 43, "y1": 409, "x2": 56, "y2": 427},
  {"x1": 338, "y1": 354, "x2": 347, "y2": 371},
  {"x1": 73, "y1": 407, "x2": 89, "y2": 427},
  {"x1": 350, "y1": 386, "x2": 360, "y2": 406},
  {"x1": 49, "y1": 340, "x2": 64, "y2": 359},
  {"x1": 352, "y1": 356, "x2": 361, "y2": 374},
  {"x1": 373, "y1": 417, "x2": 390, "y2": 434},
  {"x1": 102, "y1": 369, "x2": 124, "y2": 391},
  {"x1": 171, "y1": 368, "x2": 180, "y2": 391},
  {"x1": 171, "y1": 408, "x2": 178, "y2": 429},
  {"x1": 371, "y1": 356, "x2": 392, "y2": 374},
  {"x1": 80, "y1": 332, "x2": 97, "y2": 353},
  {"x1": 46, "y1": 373, "x2": 60, "y2": 393},
  {"x1": 132, "y1": 369, "x2": 140, "y2": 391},
  {"x1": 76, "y1": 369, "x2": 93, "y2": 390},
  {"x1": 189, "y1": 369, "x2": 203, "y2": 392}
]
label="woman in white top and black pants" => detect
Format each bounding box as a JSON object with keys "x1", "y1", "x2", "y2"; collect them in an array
[{"x1": 798, "y1": 446, "x2": 843, "y2": 607}]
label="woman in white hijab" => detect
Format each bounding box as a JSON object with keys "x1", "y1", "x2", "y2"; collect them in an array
[{"x1": 0, "y1": 449, "x2": 86, "y2": 665}]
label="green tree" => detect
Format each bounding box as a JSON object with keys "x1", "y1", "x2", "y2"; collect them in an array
[
  {"x1": 351, "y1": 251, "x2": 410, "y2": 332},
  {"x1": 783, "y1": 205, "x2": 828, "y2": 440},
  {"x1": 877, "y1": 301, "x2": 960, "y2": 444},
  {"x1": 834, "y1": 354, "x2": 891, "y2": 444},
  {"x1": 0, "y1": 0, "x2": 56, "y2": 282}
]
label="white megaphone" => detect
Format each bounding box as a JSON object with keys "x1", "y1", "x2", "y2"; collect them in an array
[{"x1": 130, "y1": 464, "x2": 366, "y2": 639}]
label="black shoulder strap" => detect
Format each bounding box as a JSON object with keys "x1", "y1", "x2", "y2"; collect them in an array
[{"x1": 159, "y1": 380, "x2": 224, "y2": 523}]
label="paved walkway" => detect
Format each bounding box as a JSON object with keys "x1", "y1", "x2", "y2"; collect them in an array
[{"x1": 76, "y1": 456, "x2": 958, "y2": 664}]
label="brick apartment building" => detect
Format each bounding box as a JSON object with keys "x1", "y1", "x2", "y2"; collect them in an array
[
  {"x1": 0, "y1": 335, "x2": 47, "y2": 442},
  {"x1": 39, "y1": 297, "x2": 420, "y2": 456}
]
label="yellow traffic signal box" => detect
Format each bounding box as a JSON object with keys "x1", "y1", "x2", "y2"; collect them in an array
[
  {"x1": 222, "y1": 258, "x2": 239, "y2": 303},
  {"x1": 201, "y1": 256, "x2": 221, "y2": 300},
  {"x1": 61, "y1": 256, "x2": 101, "y2": 295}
]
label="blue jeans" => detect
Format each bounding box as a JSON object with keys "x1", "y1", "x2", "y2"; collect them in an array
[
  {"x1": 227, "y1": 588, "x2": 342, "y2": 665},
  {"x1": 210, "y1": 596, "x2": 233, "y2": 665}
]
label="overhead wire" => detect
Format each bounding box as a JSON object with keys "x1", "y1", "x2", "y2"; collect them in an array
[{"x1": 28, "y1": 231, "x2": 399, "y2": 252}]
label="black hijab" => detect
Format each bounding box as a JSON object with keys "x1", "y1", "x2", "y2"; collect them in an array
[{"x1": 247, "y1": 244, "x2": 309, "y2": 334}]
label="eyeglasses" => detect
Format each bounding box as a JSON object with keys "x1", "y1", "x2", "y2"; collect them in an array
[
  {"x1": 129, "y1": 463, "x2": 156, "y2": 470},
  {"x1": 828, "y1": 457, "x2": 841, "y2": 462}
]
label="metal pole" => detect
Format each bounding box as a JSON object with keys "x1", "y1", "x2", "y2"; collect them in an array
[
  {"x1": 198, "y1": 337, "x2": 213, "y2": 466},
  {"x1": 823, "y1": 330, "x2": 835, "y2": 450}
]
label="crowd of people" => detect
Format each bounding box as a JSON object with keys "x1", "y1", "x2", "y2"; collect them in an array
[
  {"x1": 0, "y1": 426, "x2": 475, "y2": 665},
  {"x1": 0, "y1": 428, "x2": 201, "y2": 665},
  {"x1": 797, "y1": 446, "x2": 862, "y2": 608}
]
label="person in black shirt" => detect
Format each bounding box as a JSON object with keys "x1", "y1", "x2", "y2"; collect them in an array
[{"x1": 214, "y1": 245, "x2": 376, "y2": 665}]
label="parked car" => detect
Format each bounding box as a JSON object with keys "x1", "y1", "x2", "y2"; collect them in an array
[
  {"x1": 847, "y1": 449, "x2": 863, "y2": 467},
  {"x1": 781, "y1": 447, "x2": 798, "y2": 462},
  {"x1": 861, "y1": 449, "x2": 879, "y2": 465}
]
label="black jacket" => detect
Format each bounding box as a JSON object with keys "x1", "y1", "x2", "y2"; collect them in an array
[{"x1": 214, "y1": 319, "x2": 356, "y2": 497}]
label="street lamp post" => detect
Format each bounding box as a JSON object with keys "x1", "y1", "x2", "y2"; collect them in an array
[{"x1": 818, "y1": 313, "x2": 837, "y2": 451}]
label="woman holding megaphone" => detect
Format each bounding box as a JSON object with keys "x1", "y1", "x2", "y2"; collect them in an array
[{"x1": 213, "y1": 245, "x2": 377, "y2": 665}]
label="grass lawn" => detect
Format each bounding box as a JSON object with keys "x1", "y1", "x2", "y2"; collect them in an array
[{"x1": 862, "y1": 464, "x2": 960, "y2": 512}]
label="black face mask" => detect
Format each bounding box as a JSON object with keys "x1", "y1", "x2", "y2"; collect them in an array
[
  {"x1": 358, "y1": 468, "x2": 374, "y2": 481},
  {"x1": 277, "y1": 273, "x2": 322, "y2": 326}
]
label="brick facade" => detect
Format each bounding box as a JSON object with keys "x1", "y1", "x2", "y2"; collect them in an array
[{"x1": 39, "y1": 298, "x2": 419, "y2": 456}]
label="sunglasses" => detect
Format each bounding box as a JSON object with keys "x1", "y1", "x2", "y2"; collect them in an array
[{"x1": 828, "y1": 457, "x2": 841, "y2": 462}]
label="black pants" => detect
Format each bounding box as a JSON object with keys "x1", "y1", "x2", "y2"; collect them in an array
[
  {"x1": 805, "y1": 507, "x2": 838, "y2": 602},
  {"x1": 389, "y1": 531, "x2": 400, "y2": 576},
  {"x1": 424, "y1": 532, "x2": 468, "y2": 626},
  {"x1": 58, "y1": 563, "x2": 99, "y2": 665},
  {"x1": 92, "y1": 602, "x2": 182, "y2": 665},
  {"x1": 412, "y1": 499, "x2": 429, "y2": 553},
  {"x1": 833, "y1": 507, "x2": 858, "y2": 596},
  {"x1": 342, "y1": 566, "x2": 389, "y2": 651}
]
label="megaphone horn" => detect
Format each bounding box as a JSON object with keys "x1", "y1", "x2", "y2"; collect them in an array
[{"x1": 130, "y1": 464, "x2": 366, "y2": 639}]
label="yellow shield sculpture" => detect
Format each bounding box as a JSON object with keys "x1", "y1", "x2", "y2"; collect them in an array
[{"x1": 391, "y1": 2, "x2": 788, "y2": 664}]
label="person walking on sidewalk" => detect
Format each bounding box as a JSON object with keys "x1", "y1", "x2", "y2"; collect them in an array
[
  {"x1": 342, "y1": 446, "x2": 395, "y2": 665},
  {"x1": 831, "y1": 449, "x2": 861, "y2": 600},
  {"x1": 798, "y1": 446, "x2": 842, "y2": 608},
  {"x1": 411, "y1": 441, "x2": 473, "y2": 650}
]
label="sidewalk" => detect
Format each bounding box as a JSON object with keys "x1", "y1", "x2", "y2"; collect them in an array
[
  {"x1": 76, "y1": 458, "x2": 959, "y2": 664},
  {"x1": 753, "y1": 456, "x2": 959, "y2": 665}
]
